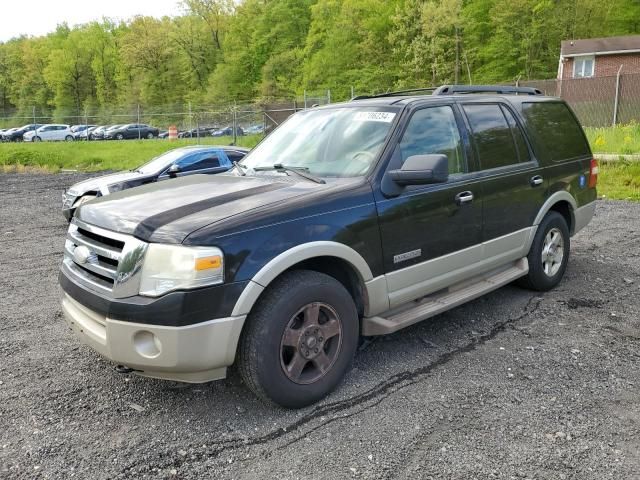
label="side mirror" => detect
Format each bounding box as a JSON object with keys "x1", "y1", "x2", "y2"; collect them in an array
[
  {"x1": 388, "y1": 154, "x2": 449, "y2": 186},
  {"x1": 168, "y1": 164, "x2": 181, "y2": 178}
]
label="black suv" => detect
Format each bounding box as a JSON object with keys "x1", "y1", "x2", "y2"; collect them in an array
[{"x1": 59, "y1": 85, "x2": 597, "y2": 408}]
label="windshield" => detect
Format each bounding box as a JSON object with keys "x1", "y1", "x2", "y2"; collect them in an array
[
  {"x1": 136, "y1": 149, "x2": 196, "y2": 175},
  {"x1": 240, "y1": 107, "x2": 397, "y2": 177}
]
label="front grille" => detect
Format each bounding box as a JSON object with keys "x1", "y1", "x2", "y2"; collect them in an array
[{"x1": 63, "y1": 220, "x2": 148, "y2": 298}]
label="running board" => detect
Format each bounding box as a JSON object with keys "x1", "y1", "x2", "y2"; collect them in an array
[{"x1": 362, "y1": 258, "x2": 529, "y2": 336}]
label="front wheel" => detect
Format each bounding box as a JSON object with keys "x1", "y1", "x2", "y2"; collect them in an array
[
  {"x1": 238, "y1": 270, "x2": 359, "y2": 408},
  {"x1": 116, "y1": 133, "x2": 124, "y2": 140},
  {"x1": 146, "y1": 132, "x2": 154, "y2": 139},
  {"x1": 65, "y1": 135, "x2": 74, "y2": 142},
  {"x1": 518, "y1": 211, "x2": 570, "y2": 291},
  {"x1": 33, "y1": 136, "x2": 42, "y2": 142}
]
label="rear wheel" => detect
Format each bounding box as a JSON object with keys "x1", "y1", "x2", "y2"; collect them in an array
[
  {"x1": 116, "y1": 133, "x2": 124, "y2": 140},
  {"x1": 238, "y1": 270, "x2": 359, "y2": 408},
  {"x1": 518, "y1": 211, "x2": 570, "y2": 291},
  {"x1": 65, "y1": 135, "x2": 74, "y2": 142}
]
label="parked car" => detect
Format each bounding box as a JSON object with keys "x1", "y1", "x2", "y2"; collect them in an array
[
  {"x1": 59, "y1": 85, "x2": 597, "y2": 408},
  {"x1": 212, "y1": 126, "x2": 244, "y2": 137},
  {"x1": 24, "y1": 124, "x2": 73, "y2": 142},
  {"x1": 105, "y1": 124, "x2": 160, "y2": 140},
  {"x1": 70, "y1": 125, "x2": 96, "y2": 139},
  {"x1": 179, "y1": 127, "x2": 217, "y2": 138},
  {"x1": 61, "y1": 145, "x2": 249, "y2": 220},
  {"x1": 3, "y1": 124, "x2": 42, "y2": 142},
  {"x1": 75, "y1": 126, "x2": 100, "y2": 140},
  {"x1": 244, "y1": 124, "x2": 265, "y2": 135},
  {"x1": 89, "y1": 125, "x2": 111, "y2": 140}
]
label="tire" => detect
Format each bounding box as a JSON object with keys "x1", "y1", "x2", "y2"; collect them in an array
[
  {"x1": 517, "y1": 211, "x2": 570, "y2": 291},
  {"x1": 65, "y1": 135, "x2": 74, "y2": 142},
  {"x1": 146, "y1": 132, "x2": 154, "y2": 139},
  {"x1": 238, "y1": 270, "x2": 359, "y2": 408},
  {"x1": 34, "y1": 136, "x2": 41, "y2": 142},
  {"x1": 116, "y1": 133, "x2": 124, "y2": 140}
]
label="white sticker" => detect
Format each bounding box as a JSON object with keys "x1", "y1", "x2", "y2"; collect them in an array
[{"x1": 354, "y1": 111, "x2": 396, "y2": 123}]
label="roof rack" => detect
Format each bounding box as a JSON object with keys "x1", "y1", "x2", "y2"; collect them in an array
[
  {"x1": 351, "y1": 84, "x2": 543, "y2": 101},
  {"x1": 432, "y1": 85, "x2": 543, "y2": 96},
  {"x1": 351, "y1": 87, "x2": 437, "y2": 100}
]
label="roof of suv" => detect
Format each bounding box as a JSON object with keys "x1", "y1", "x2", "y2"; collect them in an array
[{"x1": 344, "y1": 85, "x2": 558, "y2": 108}]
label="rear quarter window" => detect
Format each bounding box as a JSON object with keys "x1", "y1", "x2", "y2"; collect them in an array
[{"x1": 521, "y1": 102, "x2": 591, "y2": 162}]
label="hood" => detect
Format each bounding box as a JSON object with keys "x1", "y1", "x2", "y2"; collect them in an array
[
  {"x1": 75, "y1": 174, "x2": 325, "y2": 243},
  {"x1": 68, "y1": 171, "x2": 146, "y2": 195}
]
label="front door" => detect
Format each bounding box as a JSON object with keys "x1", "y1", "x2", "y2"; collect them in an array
[{"x1": 375, "y1": 104, "x2": 484, "y2": 309}]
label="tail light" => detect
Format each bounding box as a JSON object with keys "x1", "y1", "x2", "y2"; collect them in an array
[{"x1": 588, "y1": 158, "x2": 598, "y2": 188}]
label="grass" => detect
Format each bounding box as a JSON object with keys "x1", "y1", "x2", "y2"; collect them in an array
[
  {"x1": 1, "y1": 126, "x2": 639, "y2": 201},
  {"x1": 598, "y1": 160, "x2": 640, "y2": 201},
  {"x1": 0, "y1": 135, "x2": 262, "y2": 172},
  {"x1": 584, "y1": 123, "x2": 640, "y2": 154}
]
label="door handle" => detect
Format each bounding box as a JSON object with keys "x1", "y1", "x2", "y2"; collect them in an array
[
  {"x1": 455, "y1": 191, "x2": 474, "y2": 206},
  {"x1": 530, "y1": 175, "x2": 544, "y2": 187}
]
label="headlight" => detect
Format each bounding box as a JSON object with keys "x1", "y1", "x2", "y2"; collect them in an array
[{"x1": 139, "y1": 244, "x2": 224, "y2": 297}]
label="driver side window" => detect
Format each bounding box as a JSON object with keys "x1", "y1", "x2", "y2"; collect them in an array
[
  {"x1": 176, "y1": 152, "x2": 221, "y2": 172},
  {"x1": 399, "y1": 106, "x2": 465, "y2": 175}
]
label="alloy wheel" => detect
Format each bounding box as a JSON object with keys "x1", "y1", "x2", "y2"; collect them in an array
[
  {"x1": 279, "y1": 302, "x2": 343, "y2": 385},
  {"x1": 541, "y1": 227, "x2": 564, "y2": 277}
]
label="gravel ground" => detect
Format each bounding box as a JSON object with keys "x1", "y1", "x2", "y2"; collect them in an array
[{"x1": 1, "y1": 172, "x2": 639, "y2": 480}]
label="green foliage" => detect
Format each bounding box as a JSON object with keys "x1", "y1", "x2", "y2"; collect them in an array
[
  {"x1": 0, "y1": 0, "x2": 639, "y2": 114},
  {"x1": 585, "y1": 123, "x2": 640, "y2": 154}
]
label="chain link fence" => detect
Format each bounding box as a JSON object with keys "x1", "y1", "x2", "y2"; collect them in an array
[
  {"x1": 1, "y1": 76, "x2": 640, "y2": 134},
  {"x1": 519, "y1": 73, "x2": 640, "y2": 128},
  {"x1": 0, "y1": 94, "x2": 331, "y2": 137}
]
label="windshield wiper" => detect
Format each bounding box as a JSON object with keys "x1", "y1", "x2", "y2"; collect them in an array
[
  {"x1": 232, "y1": 161, "x2": 246, "y2": 176},
  {"x1": 254, "y1": 164, "x2": 325, "y2": 184}
]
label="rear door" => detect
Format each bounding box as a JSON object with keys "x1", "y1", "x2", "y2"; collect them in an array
[
  {"x1": 375, "y1": 103, "x2": 484, "y2": 308},
  {"x1": 460, "y1": 102, "x2": 546, "y2": 252}
]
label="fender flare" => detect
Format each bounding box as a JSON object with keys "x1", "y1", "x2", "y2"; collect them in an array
[
  {"x1": 533, "y1": 191, "x2": 577, "y2": 229},
  {"x1": 231, "y1": 241, "x2": 374, "y2": 316}
]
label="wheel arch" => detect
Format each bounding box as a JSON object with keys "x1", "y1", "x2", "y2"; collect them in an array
[
  {"x1": 534, "y1": 191, "x2": 577, "y2": 235},
  {"x1": 231, "y1": 241, "x2": 377, "y2": 318}
]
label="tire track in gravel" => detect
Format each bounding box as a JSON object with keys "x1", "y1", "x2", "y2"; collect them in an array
[{"x1": 119, "y1": 295, "x2": 544, "y2": 475}]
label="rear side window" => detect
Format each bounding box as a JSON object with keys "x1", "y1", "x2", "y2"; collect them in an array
[
  {"x1": 462, "y1": 104, "x2": 519, "y2": 170},
  {"x1": 521, "y1": 102, "x2": 590, "y2": 162},
  {"x1": 501, "y1": 106, "x2": 530, "y2": 163}
]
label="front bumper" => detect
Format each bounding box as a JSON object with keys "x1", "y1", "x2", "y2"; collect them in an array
[{"x1": 61, "y1": 292, "x2": 246, "y2": 383}]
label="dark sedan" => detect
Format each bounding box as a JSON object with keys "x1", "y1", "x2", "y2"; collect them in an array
[
  {"x1": 212, "y1": 126, "x2": 244, "y2": 137},
  {"x1": 2, "y1": 124, "x2": 42, "y2": 142},
  {"x1": 61, "y1": 145, "x2": 249, "y2": 220},
  {"x1": 104, "y1": 124, "x2": 160, "y2": 140}
]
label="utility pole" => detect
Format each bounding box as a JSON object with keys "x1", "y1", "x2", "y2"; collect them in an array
[{"x1": 455, "y1": 26, "x2": 460, "y2": 85}]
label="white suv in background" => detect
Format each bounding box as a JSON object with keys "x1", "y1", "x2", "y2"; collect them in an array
[{"x1": 24, "y1": 124, "x2": 74, "y2": 142}]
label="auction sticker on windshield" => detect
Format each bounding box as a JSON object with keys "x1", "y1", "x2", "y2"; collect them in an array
[{"x1": 354, "y1": 112, "x2": 396, "y2": 123}]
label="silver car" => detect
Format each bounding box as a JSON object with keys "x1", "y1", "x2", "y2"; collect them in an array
[{"x1": 62, "y1": 145, "x2": 249, "y2": 220}]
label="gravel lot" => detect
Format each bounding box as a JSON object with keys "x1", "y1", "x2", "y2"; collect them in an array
[{"x1": 1, "y1": 172, "x2": 639, "y2": 479}]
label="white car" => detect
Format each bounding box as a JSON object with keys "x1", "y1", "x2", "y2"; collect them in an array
[{"x1": 24, "y1": 124, "x2": 74, "y2": 142}]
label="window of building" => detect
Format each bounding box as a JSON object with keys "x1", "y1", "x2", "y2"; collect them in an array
[{"x1": 573, "y1": 56, "x2": 595, "y2": 78}]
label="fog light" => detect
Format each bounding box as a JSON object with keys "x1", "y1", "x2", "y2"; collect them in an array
[{"x1": 133, "y1": 330, "x2": 161, "y2": 358}]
